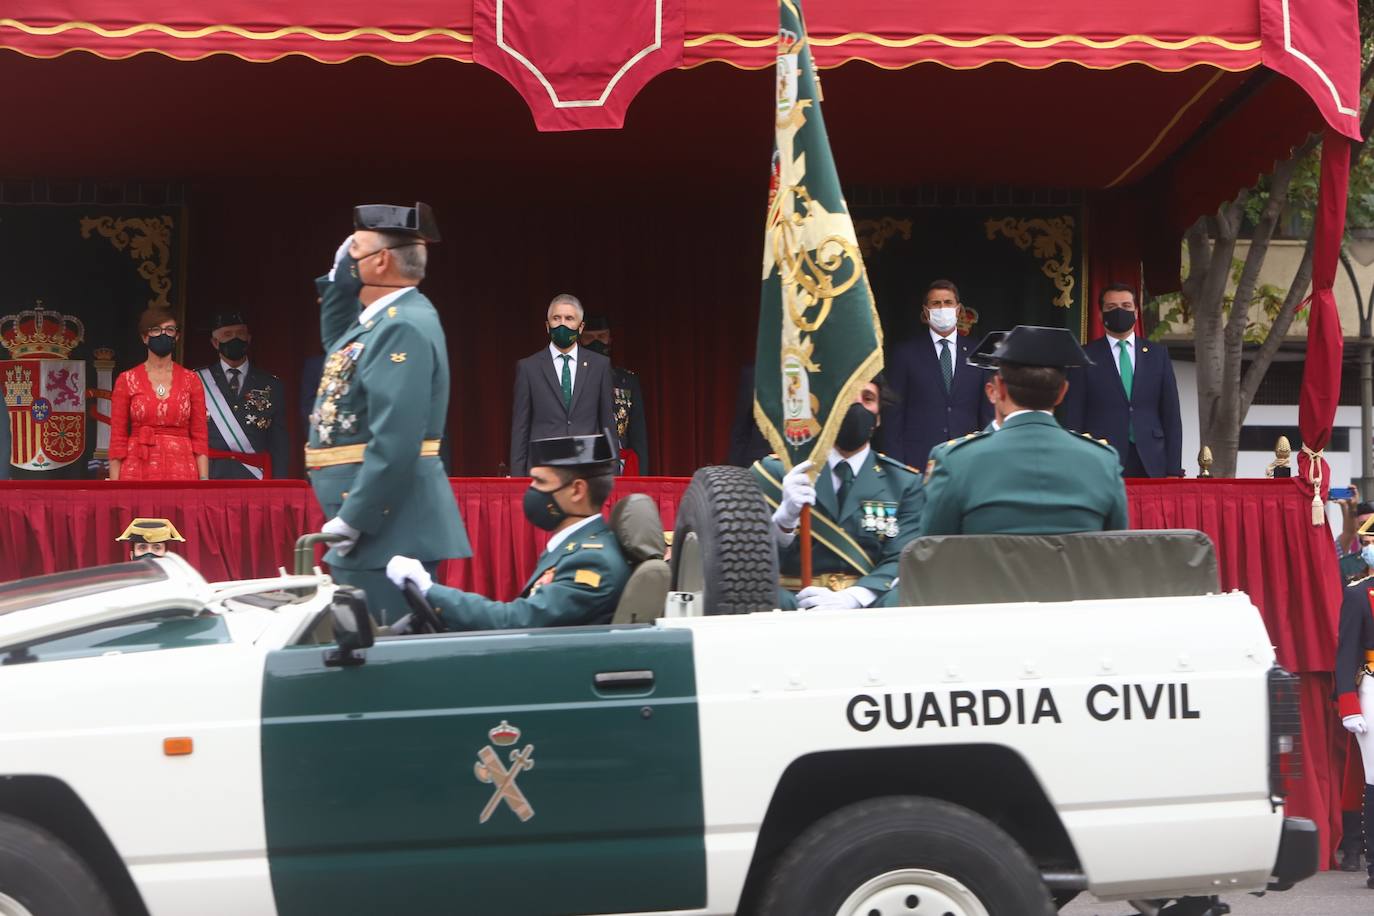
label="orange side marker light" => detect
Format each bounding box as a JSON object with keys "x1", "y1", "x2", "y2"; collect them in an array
[{"x1": 163, "y1": 737, "x2": 193, "y2": 756}]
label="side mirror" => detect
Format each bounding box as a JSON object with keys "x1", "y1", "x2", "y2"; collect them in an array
[{"x1": 324, "y1": 587, "x2": 374, "y2": 667}]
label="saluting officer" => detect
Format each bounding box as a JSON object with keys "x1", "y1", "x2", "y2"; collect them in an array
[
  {"x1": 919, "y1": 325, "x2": 1127, "y2": 536},
  {"x1": 196, "y1": 312, "x2": 288, "y2": 479},
  {"x1": 386, "y1": 432, "x2": 629, "y2": 630},
  {"x1": 752, "y1": 373, "x2": 924, "y2": 610},
  {"x1": 306, "y1": 202, "x2": 470, "y2": 624},
  {"x1": 1336, "y1": 515, "x2": 1374, "y2": 888}
]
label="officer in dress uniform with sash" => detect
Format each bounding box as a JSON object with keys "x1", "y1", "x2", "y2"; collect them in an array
[
  {"x1": 386, "y1": 432, "x2": 629, "y2": 630},
  {"x1": 1336, "y1": 515, "x2": 1374, "y2": 887},
  {"x1": 306, "y1": 202, "x2": 470, "y2": 625},
  {"x1": 196, "y1": 312, "x2": 288, "y2": 479},
  {"x1": 751, "y1": 373, "x2": 924, "y2": 610},
  {"x1": 919, "y1": 325, "x2": 1127, "y2": 536}
]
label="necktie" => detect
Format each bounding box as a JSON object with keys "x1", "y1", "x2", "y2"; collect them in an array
[
  {"x1": 559, "y1": 354, "x2": 572, "y2": 410},
  {"x1": 1118, "y1": 340, "x2": 1135, "y2": 443},
  {"x1": 835, "y1": 461, "x2": 855, "y2": 509},
  {"x1": 939, "y1": 338, "x2": 953, "y2": 393},
  {"x1": 227, "y1": 367, "x2": 241, "y2": 398}
]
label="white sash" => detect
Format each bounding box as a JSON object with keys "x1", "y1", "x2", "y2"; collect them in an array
[{"x1": 198, "y1": 368, "x2": 263, "y2": 480}]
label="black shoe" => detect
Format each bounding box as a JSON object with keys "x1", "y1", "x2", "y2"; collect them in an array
[
  {"x1": 1366, "y1": 876, "x2": 1374, "y2": 889},
  {"x1": 1344, "y1": 852, "x2": 1363, "y2": 871}
]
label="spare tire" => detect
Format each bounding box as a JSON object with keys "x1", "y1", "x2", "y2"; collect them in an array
[{"x1": 671, "y1": 465, "x2": 778, "y2": 615}]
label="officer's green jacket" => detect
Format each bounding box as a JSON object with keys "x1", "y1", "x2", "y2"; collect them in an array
[
  {"x1": 919, "y1": 411, "x2": 1128, "y2": 536},
  {"x1": 427, "y1": 516, "x2": 630, "y2": 630},
  {"x1": 308, "y1": 274, "x2": 470, "y2": 570},
  {"x1": 751, "y1": 450, "x2": 924, "y2": 606}
]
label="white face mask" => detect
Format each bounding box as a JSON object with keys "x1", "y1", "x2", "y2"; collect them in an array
[
  {"x1": 1362, "y1": 543, "x2": 1374, "y2": 569},
  {"x1": 928, "y1": 307, "x2": 958, "y2": 334}
]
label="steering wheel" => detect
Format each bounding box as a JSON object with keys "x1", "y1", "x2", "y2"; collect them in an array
[{"x1": 402, "y1": 580, "x2": 447, "y2": 633}]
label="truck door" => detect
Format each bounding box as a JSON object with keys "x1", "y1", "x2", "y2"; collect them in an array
[{"x1": 260, "y1": 625, "x2": 706, "y2": 916}]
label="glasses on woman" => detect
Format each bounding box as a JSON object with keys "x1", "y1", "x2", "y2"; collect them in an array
[{"x1": 146, "y1": 326, "x2": 180, "y2": 337}]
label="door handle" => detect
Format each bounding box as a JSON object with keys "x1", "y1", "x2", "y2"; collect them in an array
[{"x1": 594, "y1": 670, "x2": 655, "y2": 690}]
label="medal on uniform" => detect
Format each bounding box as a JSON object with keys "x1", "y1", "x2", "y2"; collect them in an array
[
  {"x1": 861, "y1": 502, "x2": 876, "y2": 532},
  {"x1": 884, "y1": 504, "x2": 899, "y2": 538}
]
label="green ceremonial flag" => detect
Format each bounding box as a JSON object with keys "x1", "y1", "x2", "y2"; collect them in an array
[{"x1": 754, "y1": 0, "x2": 882, "y2": 472}]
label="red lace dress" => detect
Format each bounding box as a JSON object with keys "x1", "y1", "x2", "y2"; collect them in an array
[{"x1": 108, "y1": 364, "x2": 209, "y2": 480}]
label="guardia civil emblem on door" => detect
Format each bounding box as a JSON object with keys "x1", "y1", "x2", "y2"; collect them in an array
[
  {"x1": 1, "y1": 305, "x2": 87, "y2": 472},
  {"x1": 474, "y1": 720, "x2": 536, "y2": 824}
]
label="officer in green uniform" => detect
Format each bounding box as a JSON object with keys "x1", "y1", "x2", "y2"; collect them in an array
[
  {"x1": 386, "y1": 432, "x2": 630, "y2": 630},
  {"x1": 307, "y1": 202, "x2": 470, "y2": 624},
  {"x1": 582, "y1": 315, "x2": 650, "y2": 473},
  {"x1": 751, "y1": 374, "x2": 924, "y2": 610},
  {"x1": 919, "y1": 325, "x2": 1128, "y2": 536},
  {"x1": 970, "y1": 330, "x2": 1006, "y2": 434}
]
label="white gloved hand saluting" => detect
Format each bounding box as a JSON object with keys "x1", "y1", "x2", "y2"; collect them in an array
[
  {"x1": 1344, "y1": 713, "x2": 1368, "y2": 735},
  {"x1": 321, "y1": 516, "x2": 360, "y2": 557},
  {"x1": 772, "y1": 460, "x2": 816, "y2": 531},
  {"x1": 385, "y1": 556, "x2": 433, "y2": 595},
  {"x1": 327, "y1": 235, "x2": 354, "y2": 281},
  {"x1": 796, "y1": 585, "x2": 874, "y2": 610}
]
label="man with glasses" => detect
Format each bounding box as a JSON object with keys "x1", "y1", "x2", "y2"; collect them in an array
[
  {"x1": 1060, "y1": 283, "x2": 1184, "y2": 478},
  {"x1": 304, "y1": 202, "x2": 470, "y2": 624},
  {"x1": 195, "y1": 311, "x2": 288, "y2": 480}
]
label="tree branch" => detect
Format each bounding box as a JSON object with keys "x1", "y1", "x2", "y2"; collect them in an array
[
  {"x1": 1231, "y1": 134, "x2": 1321, "y2": 320},
  {"x1": 1239, "y1": 240, "x2": 1317, "y2": 412}
]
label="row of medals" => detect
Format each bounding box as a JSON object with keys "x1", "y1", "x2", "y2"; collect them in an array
[{"x1": 862, "y1": 503, "x2": 900, "y2": 538}]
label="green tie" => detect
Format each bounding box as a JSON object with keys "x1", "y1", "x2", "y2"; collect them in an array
[
  {"x1": 1118, "y1": 340, "x2": 1134, "y2": 443},
  {"x1": 559, "y1": 354, "x2": 572, "y2": 410},
  {"x1": 835, "y1": 461, "x2": 855, "y2": 509},
  {"x1": 938, "y1": 338, "x2": 953, "y2": 393}
]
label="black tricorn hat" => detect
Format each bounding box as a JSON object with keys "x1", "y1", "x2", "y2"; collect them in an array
[
  {"x1": 353, "y1": 201, "x2": 441, "y2": 242},
  {"x1": 583, "y1": 314, "x2": 611, "y2": 332},
  {"x1": 988, "y1": 325, "x2": 1094, "y2": 369},
  {"x1": 966, "y1": 330, "x2": 1007, "y2": 370},
  {"x1": 208, "y1": 311, "x2": 247, "y2": 332},
  {"x1": 529, "y1": 430, "x2": 617, "y2": 470}
]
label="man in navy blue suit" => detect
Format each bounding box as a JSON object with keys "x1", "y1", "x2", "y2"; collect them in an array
[
  {"x1": 1060, "y1": 283, "x2": 1184, "y2": 478},
  {"x1": 883, "y1": 279, "x2": 993, "y2": 467}
]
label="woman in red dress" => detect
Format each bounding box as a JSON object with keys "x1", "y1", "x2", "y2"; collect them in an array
[{"x1": 108, "y1": 307, "x2": 209, "y2": 481}]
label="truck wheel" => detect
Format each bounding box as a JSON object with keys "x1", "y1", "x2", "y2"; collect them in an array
[
  {"x1": 757, "y1": 796, "x2": 1054, "y2": 916},
  {"x1": 671, "y1": 465, "x2": 778, "y2": 615},
  {"x1": 0, "y1": 814, "x2": 115, "y2": 916}
]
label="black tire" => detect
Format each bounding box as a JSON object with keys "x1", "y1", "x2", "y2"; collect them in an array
[
  {"x1": 757, "y1": 796, "x2": 1055, "y2": 916},
  {"x1": 0, "y1": 814, "x2": 115, "y2": 916},
  {"x1": 670, "y1": 465, "x2": 778, "y2": 615}
]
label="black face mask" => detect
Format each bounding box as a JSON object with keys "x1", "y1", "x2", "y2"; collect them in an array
[
  {"x1": 1102, "y1": 308, "x2": 1137, "y2": 334},
  {"x1": 218, "y1": 338, "x2": 249, "y2": 361},
  {"x1": 835, "y1": 402, "x2": 877, "y2": 451},
  {"x1": 584, "y1": 340, "x2": 610, "y2": 357},
  {"x1": 523, "y1": 479, "x2": 593, "y2": 532},
  {"x1": 146, "y1": 335, "x2": 175, "y2": 357}
]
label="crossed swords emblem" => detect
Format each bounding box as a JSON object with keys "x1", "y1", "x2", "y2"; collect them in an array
[{"x1": 475, "y1": 742, "x2": 536, "y2": 823}]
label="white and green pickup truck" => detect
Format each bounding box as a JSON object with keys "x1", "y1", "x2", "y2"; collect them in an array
[{"x1": 0, "y1": 468, "x2": 1318, "y2": 916}]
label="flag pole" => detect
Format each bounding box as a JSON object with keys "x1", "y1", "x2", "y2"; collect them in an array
[{"x1": 799, "y1": 505, "x2": 813, "y2": 586}]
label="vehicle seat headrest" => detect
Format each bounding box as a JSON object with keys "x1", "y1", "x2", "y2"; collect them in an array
[{"x1": 609, "y1": 493, "x2": 667, "y2": 564}]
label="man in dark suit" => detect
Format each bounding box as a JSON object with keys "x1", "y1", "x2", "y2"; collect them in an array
[
  {"x1": 509, "y1": 293, "x2": 618, "y2": 476},
  {"x1": 1060, "y1": 283, "x2": 1184, "y2": 478},
  {"x1": 883, "y1": 279, "x2": 993, "y2": 468},
  {"x1": 196, "y1": 312, "x2": 289, "y2": 479}
]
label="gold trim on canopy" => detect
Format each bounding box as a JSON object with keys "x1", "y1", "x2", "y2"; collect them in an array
[
  {"x1": 1104, "y1": 69, "x2": 1228, "y2": 188},
  {"x1": 0, "y1": 18, "x2": 473, "y2": 43},
  {"x1": 687, "y1": 32, "x2": 1262, "y2": 52}
]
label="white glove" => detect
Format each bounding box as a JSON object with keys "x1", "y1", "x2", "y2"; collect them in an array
[
  {"x1": 796, "y1": 585, "x2": 873, "y2": 610},
  {"x1": 321, "y1": 516, "x2": 360, "y2": 556},
  {"x1": 772, "y1": 460, "x2": 816, "y2": 530},
  {"x1": 327, "y1": 235, "x2": 354, "y2": 281},
  {"x1": 385, "y1": 556, "x2": 433, "y2": 595},
  {"x1": 1344, "y1": 714, "x2": 1368, "y2": 735}
]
